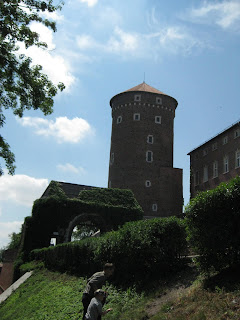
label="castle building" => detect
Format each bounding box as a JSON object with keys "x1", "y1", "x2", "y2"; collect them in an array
[
  {"x1": 108, "y1": 82, "x2": 183, "y2": 218},
  {"x1": 188, "y1": 120, "x2": 240, "y2": 198}
]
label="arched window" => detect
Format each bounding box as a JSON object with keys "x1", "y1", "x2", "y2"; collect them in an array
[
  {"x1": 145, "y1": 180, "x2": 151, "y2": 187},
  {"x1": 152, "y1": 203, "x2": 158, "y2": 212}
]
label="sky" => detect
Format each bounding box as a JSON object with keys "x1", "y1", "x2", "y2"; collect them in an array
[{"x1": 1, "y1": 0, "x2": 240, "y2": 248}]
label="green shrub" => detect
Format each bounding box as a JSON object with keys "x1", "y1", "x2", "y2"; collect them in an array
[
  {"x1": 94, "y1": 217, "x2": 187, "y2": 286},
  {"x1": 31, "y1": 217, "x2": 188, "y2": 286},
  {"x1": 185, "y1": 176, "x2": 240, "y2": 273}
]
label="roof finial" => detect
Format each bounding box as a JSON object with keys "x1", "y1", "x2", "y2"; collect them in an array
[{"x1": 143, "y1": 72, "x2": 145, "y2": 83}]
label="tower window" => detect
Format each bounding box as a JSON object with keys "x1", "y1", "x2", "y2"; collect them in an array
[
  {"x1": 145, "y1": 180, "x2": 151, "y2": 187},
  {"x1": 156, "y1": 97, "x2": 162, "y2": 104},
  {"x1": 155, "y1": 116, "x2": 161, "y2": 124},
  {"x1": 133, "y1": 113, "x2": 140, "y2": 121},
  {"x1": 134, "y1": 94, "x2": 141, "y2": 102},
  {"x1": 147, "y1": 135, "x2": 154, "y2": 144},
  {"x1": 110, "y1": 152, "x2": 114, "y2": 165},
  {"x1": 146, "y1": 151, "x2": 153, "y2": 162},
  {"x1": 117, "y1": 116, "x2": 122, "y2": 124},
  {"x1": 152, "y1": 203, "x2": 158, "y2": 212}
]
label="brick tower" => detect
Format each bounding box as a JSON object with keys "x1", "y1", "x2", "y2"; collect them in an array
[{"x1": 108, "y1": 82, "x2": 183, "y2": 217}]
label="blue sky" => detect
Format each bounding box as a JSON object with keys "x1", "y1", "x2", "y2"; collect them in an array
[{"x1": 1, "y1": 0, "x2": 240, "y2": 247}]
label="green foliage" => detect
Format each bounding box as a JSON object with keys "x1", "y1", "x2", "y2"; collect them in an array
[
  {"x1": 0, "y1": 0, "x2": 65, "y2": 175},
  {"x1": 79, "y1": 188, "x2": 142, "y2": 210},
  {"x1": 19, "y1": 188, "x2": 143, "y2": 260},
  {"x1": 185, "y1": 176, "x2": 240, "y2": 273},
  {"x1": 7, "y1": 231, "x2": 22, "y2": 249},
  {"x1": 31, "y1": 237, "x2": 100, "y2": 276},
  {"x1": 46, "y1": 181, "x2": 67, "y2": 199},
  {"x1": 31, "y1": 217, "x2": 188, "y2": 286},
  {"x1": 95, "y1": 217, "x2": 188, "y2": 286}
]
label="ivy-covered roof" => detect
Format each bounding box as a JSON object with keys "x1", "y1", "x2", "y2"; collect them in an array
[{"x1": 41, "y1": 181, "x2": 96, "y2": 199}]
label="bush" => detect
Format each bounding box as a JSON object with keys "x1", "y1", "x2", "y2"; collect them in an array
[
  {"x1": 31, "y1": 217, "x2": 188, "y2": 286},
  {"x1": 94, "y1": 217, "x2": 187, "y2": 286},
  {"x1": 185, "y1": 176, "x2": 240, "y2": 273}
]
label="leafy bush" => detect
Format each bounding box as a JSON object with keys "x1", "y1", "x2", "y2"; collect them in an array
[
  {"x1": 95, "y1": 217, "x2": 187, "y2": 286},
  {"x1": 31, "y1": 217, "x2": 188, "y2": 286},
  {"x1": 185, "y1": 176, "x2": 240, "y2": 273}
]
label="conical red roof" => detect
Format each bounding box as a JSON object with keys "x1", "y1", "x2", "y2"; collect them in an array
[{"x1": 123, "y1": 82, "x2": 166, "y2": 95}]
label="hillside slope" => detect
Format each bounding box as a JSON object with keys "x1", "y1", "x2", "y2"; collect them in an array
[{"x1": 0, "y1": 263, "x2": 239, "y2": 320}]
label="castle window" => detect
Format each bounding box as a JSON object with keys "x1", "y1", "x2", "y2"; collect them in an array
[
  {"x1": 152, "y1": 203, "x2": 158, "y2": 212},
  {"x1": 212, "y1": 142, "x2": 217, "y2": 151},
  {"x1": 145, "y1": 180, "x2": 151, "y2": 187},
  {"x1": 133, "y1": 113, "x2": 140, "y2": 121},
  {"x1": 156, "y1": 97, "x2": 162, "y2": 105},
  {"x1": 223, "y1": 155, "x2": 229, "y2": 173},
  {"x1": 155, "y1": 116, "x2": 161, "y2": 124},
  {"x1": 234, "y1": 128, "x2": 240, "y2": 139},
  {"x1": 147, "y1": 135, "x2": 154, "y2": 144},
  {"x1": 194, "y1": 171, "x2": 199, "y2": 186},
  {"x1": 213, "y1": 161, "x2": 218, "y2": 178},
  {"x1": 203, "y1": 148, "x2": 208, "y2": 156},
  {"x1": 109, "y1": 181, "x2": 112, "y2": 188},
  {"x1": 235, "y1": 150, "x2": 240, "y2": 168},
  {"x1": 223, "y1": 136, "x2": 228, "y2": 145},
  {"x1": 203, "y1": 166, "x2": 208, "y2": 182},
  {"x1": 110, "y1": 152, "x2": 114, "y2": 165},
  {"x1": 146, "y1": 151, "x2": 153, "y2": 162},
  {"x1": 117, "y1": 116, "x2": 122, "y2": 124},
  {"x1": 134, "y1": 94, "x2": 141, "y2": 102}
]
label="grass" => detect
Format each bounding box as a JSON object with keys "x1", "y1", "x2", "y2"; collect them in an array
[{"x1": 0, "y1": 262, "x2": 240, "y2": 320}]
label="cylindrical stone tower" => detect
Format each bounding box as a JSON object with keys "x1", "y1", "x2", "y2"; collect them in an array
[{"x1": 108, "y1": 82, "x2": 183, "y2": 217}]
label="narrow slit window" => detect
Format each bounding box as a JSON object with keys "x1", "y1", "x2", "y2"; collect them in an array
[{"x1": 155, "y1": 116, "x2": 161, "y2": 124}]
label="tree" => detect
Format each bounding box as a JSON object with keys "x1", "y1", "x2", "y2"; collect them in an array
[{"x1": 0, "y1": 0, "x2": 65, "y2": 175}]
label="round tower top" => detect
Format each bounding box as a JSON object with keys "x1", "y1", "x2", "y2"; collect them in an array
[{"x1": 110, "y1": 82, "x2": 177, "y2": 107}]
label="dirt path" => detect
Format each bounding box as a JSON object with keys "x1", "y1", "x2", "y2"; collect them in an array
[{"x1": 145, "y1": 263, "x2": 199, "y2": 318}]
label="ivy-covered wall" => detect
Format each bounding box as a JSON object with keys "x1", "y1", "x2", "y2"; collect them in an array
[{"x1": 19, "y1": 182, "x2": 143, "y2": 261}]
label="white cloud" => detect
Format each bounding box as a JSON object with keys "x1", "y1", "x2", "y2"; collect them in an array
[
  {"x1": 0, "y1": 221, "x2": 23, "y2": 248},
  {"x1": 57, "y1": 163, "x2": 86, "y2": 174},
  {"x1": 107, "y1": 27, "x2": 139, "y2": 53},
  {"x1": 18, "y1": 116, "x2": 94, "y2": 143},
  {"x1": 76, "y1": 34, "x2": 98, "y2": 49},
  {"x1": 188, "y1": 1, "x2": 240, "y2": 29},
  {"x1": 0, "y1": 174, "x2": 48, "y2": 207},
  {"x1": 17, "y1": 22, "x2": 75, "y2": 90},
  {"x1": 78, "y1": 0, "x2": 98, "y2": 7},
  {"x1": 76, "y1": 24, "x2": 203, "y2": 59}
]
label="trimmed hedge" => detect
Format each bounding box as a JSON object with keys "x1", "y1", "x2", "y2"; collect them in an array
[
  {"x1": 185, "y1": 176, "x2": 240, "y2": 273},
  {"x1": 32, "y1": 216, "x2": 188, "y2": 286}
]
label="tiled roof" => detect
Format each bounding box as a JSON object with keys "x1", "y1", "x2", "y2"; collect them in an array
[
  {"x1": 123, "y1": 82, "x2": 166, "y2": 95},
  {"x1": 41, "y1": 181, "x2": 96, "y2": 199}
]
